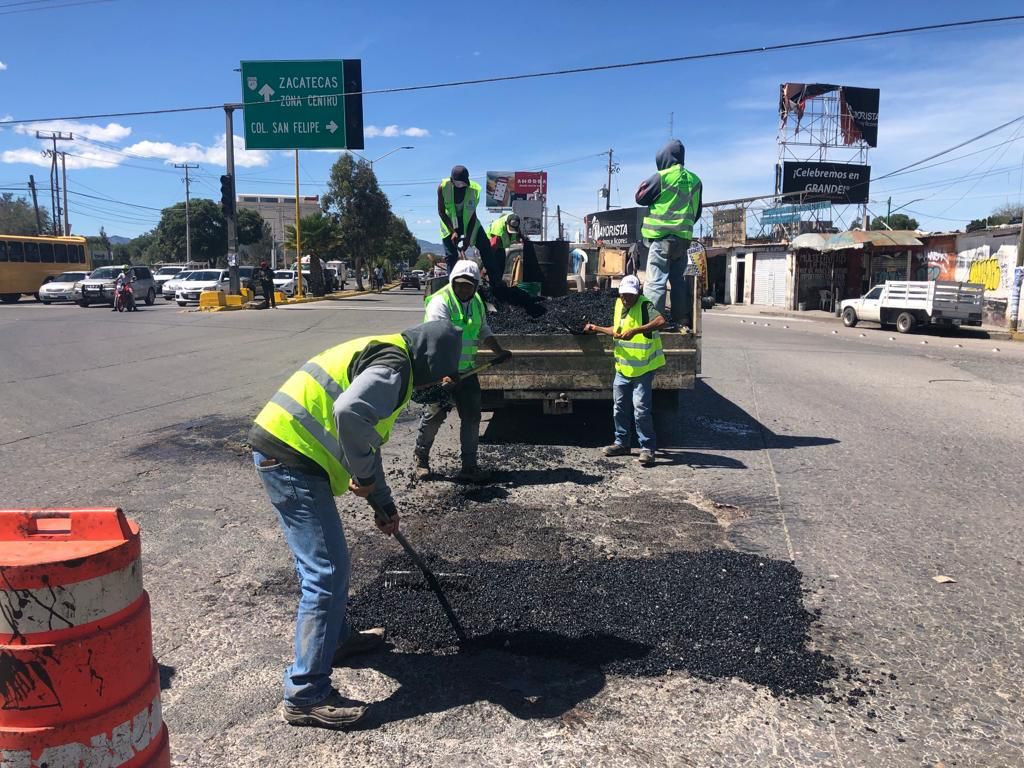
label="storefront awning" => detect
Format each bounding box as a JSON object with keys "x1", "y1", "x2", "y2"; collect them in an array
[{"x1": 791, "y1": 230, "x2": 923, "y2": 252}]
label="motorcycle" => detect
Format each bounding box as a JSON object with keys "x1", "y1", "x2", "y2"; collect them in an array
[{"x1": 113, "y1": 280, "x2": 137, "y2": 312}]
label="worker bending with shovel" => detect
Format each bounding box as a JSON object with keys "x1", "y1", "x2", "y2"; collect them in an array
[
  {"x1": 584, "y1": 274, "x2": 666, "y2": 467},
  {"x1": 249, "y1": 321, "x2": 462, "y2": 729},
  {"x1": 415, "y1": 260, "x2": 511, "y2": 483}
]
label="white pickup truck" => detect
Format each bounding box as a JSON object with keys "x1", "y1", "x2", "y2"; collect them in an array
[{"x1": 840, "y1": 280, "x2": 984, "y2": 333}]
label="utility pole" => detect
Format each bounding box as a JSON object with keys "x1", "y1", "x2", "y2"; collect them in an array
[
  {"x1": 1013, "y1": 210, "x2": 1024, "y2": 331},
  {"x1": 605, "y1": 149, "x2": 614, "y2": 211},
  {"x1": 36, "y1": 131, "x2": 73, "y2": 235},
  {"x1": 224, "y1": 107, "x2": 240, "y2": 295},
  {"x1": 556, "y1": 205, "x2": 563, "y2": 241},
  {"x1": 60, "y1": 151, "x2": 70, "y2": 234},
  {"x1": 174, "y1": 163, "x2": 199, "y2": 265},
  {"x1": 28, "y1": 175, "x2": 42, "y2": 235},
  {"x1": 886, "y1": 197, "x2": 892, "y2": 229}
]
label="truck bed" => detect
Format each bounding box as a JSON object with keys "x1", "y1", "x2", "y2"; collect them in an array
[{"x1": 478, "y1": 331, "x2": 701, "y2": 412}]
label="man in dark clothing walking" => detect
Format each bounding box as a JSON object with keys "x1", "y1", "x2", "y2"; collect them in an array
[
  {"x1": 635, "y1": 139, "x2": 702, "y2": 329},
  {"x1": 258, "y1": 261, "x2": 276, "y2": 308}
]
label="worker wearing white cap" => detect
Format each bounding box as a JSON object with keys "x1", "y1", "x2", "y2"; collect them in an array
[
  {"x1": 583, "y1": 274, "x2": 667, "y2": 467},
  {"x1": 415, "y1": 260, "x2": 511, "y2": 482}
]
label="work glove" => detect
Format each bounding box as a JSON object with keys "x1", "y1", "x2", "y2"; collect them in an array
[{"x1": 493, "y1": 350, "x2": 512, "y2": 365}]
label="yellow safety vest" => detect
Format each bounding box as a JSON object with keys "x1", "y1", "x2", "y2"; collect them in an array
[
  {"x1": 439, "y1": 179, "x2": 482, "y2": 239},
  {"x1": 487, "y1": 214, "x2": 521, "y2": 249},
  {"x1": 641, "y1": 165, "x2": 702, "y2": 240},
  {"x1": 424, "y1": 284, "x2": 483, "y2": 372},
  {"x1": 613, "y1": 296, "x2": 665, "y2": 378},
  {"x1": 253, "y1": 333, "x2": 413, "y2": 495}
]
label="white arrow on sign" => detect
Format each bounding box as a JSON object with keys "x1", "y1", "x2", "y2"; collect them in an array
[
  {"x1": 326, "y1": 120, "x2": 338, "y2": 134},
  {"x1": 259, "y1": 83, "x2": 275, "y2": 102}
]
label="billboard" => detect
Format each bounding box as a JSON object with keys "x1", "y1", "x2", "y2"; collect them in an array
[
  {"x1": 486, "y1": 171, "x2": 548, "y2": 209},
  {"x1": 511, "y1": 199, "x2": 543, "y2": 237},
  {"x1": 779, "y1": 83, "x2": 880, "y2": 147},
  {"x1": 583, "y1": 207, "x2": 647, "y2": 246},
  {"x1": 781, "y1": 162, "x2": 870, "y2": 204},
  {"x1": 761, "y1": 201, "x2": 831, "y2": 225},
  {"x1": 713, "y1": 207, "x2": 746, "y2": 246}
]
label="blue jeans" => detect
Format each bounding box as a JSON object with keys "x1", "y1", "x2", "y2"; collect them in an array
[
  {"x1": 253, "y1": 451, "x2": 349, "y2": 707},
  {"x1": 612, "y1": 370, "x2": 656, "y2": 451},
  {"x1": 644, "y1": 238, "x2": 693, "y2": 325}
]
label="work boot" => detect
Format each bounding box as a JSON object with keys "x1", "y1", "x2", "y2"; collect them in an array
[
  {"x1": 603, "y1": 443, "x2": 629, "y2": 457},
  {"x1": 332, "y1": 627, "x2": 386, "y2": 666},
  {"x1": 456, "y1": 466, "x2": 492, "y2": 484},
  {"x1": 282, "y1": 690, "x2": 367, "y2": 729},
  {"x1": 413, "y1": 452, "x2": 431, "y2": 480},
  {"x1": 637, "y1": 449, "x2": 656, "y2": 467}
]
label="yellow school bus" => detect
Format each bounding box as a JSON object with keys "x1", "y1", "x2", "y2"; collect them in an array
[{"x1": 0, "y1": 234, "x2": 92, "y2": 303}]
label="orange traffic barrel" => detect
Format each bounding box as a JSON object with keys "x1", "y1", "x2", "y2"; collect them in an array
[{"x1": 0, "y1": 507, "x2": 170, "y2": 767}]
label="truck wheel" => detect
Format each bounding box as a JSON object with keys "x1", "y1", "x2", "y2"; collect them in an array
[
  {"x1": 841, "y1": 307, "x2": 858, "y2": 327},
  {"x1": 896, "y1": 311, "x2": 916, "y2": 334},
  {"x1": 78, "y1": 299, "x2": 90, "y2": 307}
]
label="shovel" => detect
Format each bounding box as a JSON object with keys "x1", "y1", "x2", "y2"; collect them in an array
[
  {"x1": 411, "y1": 351, "x2": 512, "y2": 406},
  {"x1": 368, "y1": 497, "x2": 468, "y2": 643}
]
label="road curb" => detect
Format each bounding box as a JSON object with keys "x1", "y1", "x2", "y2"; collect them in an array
[{"x1": 713, "y1": 307, "x2": 1018, "y2": 342}]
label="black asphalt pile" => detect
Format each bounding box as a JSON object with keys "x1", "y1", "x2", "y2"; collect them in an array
[
  {"x1": 410, "y1": 385, "x2": 452, "y2": 407},
  {"x1": 489, "y1": 291, "x2": 618, "y2": 335},
  {"x1": 348, "y1": 549, "x2": 837, "y2": 697}
]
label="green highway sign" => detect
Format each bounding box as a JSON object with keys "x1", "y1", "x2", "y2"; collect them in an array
[{"x1": 240, "y1": 59, "x2": 363, "y2": 151}]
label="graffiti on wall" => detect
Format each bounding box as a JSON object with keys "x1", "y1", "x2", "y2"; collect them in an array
[
  {"x1": 926, "y1": 250, "x2": 955, "y2": 282},
  {"x1": 955, "y1": 244, "x2": 1016, "y2": 295}
]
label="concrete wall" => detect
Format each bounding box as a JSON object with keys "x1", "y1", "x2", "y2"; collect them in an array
[{"x1": 954, "y1": 226, "x2": 1020, "y2": 327}]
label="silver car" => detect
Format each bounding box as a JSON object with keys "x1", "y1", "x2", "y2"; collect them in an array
[
  {"x1": 76, "y1": 266, "x2": 157, "y2": 307},
  {"x1": 39, "y1": 271, "x2": 89, "y2": 304}
]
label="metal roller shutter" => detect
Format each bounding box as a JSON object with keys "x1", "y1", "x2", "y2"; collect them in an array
[{"x1": 753, "y1": 253, "x2": 787, "y2": 306}]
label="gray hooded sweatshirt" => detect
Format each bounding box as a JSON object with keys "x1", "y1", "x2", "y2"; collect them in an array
[
  {"x1": 635, "y1": 139, "x2": 702, "y2": 236},
  {"x1": 250, "y1": 321, "x2": 462, "y2": 509}
]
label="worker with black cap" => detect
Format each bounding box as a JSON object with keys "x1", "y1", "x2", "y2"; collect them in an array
[
  {"x1": 415, "y1": 260, "x2": 510, "y2": 483},
  {"x1": 488, "y1": 212, "x2": 544, "y2": 296},
  {"x1": 437, "y1": 165, "x2": 490, "y2": 275}
]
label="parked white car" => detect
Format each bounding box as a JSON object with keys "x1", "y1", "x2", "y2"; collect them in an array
[
  {"x1": 272, "y1": 270, "x2": 312, "y2": 297},
  {"x1": 162, "y1": 270, "x2": 194, "y2": 300},
  {"x1": 38, "y1": 271, "x2": 89, "y2": 303},
  {"x1": 175, "y1": 269, "x2": 230, "y2": 306}
]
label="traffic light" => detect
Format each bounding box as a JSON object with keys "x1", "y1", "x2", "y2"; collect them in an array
[{"x1": 219, "y1": 174, "x2": 235, "y2": 217}]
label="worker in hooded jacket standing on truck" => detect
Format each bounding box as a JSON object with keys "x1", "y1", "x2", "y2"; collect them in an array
[{"x1": 635, "y1": 139, "x2": 702, "y2": 330}]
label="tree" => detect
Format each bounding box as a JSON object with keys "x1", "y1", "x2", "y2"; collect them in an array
[
  {"x1": 321, "y1": 155, "x2": 392, "y2": 292},
  {"x1": 151, "y1": 199, "x2": 267, "y2": 267},
  {"x1": 965, "y1": 203, "x2": 1022, "y2": 232},
  {"x1": 379, "y1": 213, "x2": 420, "y2": 275},
  {"x1": 0, "y1": 192, "x2": 50, "y2": 235},
  {"x1": 284, "y1": 212, "x2": 339, "y2": 296},
  {"x1": 870, "y1": 213, "x2": 919, "y2": 231},
  {"x1": 98, "y1": 227, "x2": 112, "y2": 260},
  {"x1": 415, "y1": 252, "x2": 439, "y2": 273}
]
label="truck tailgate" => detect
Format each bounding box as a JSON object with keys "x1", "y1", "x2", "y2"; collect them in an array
[{"x1": 478, "y1": 332, "x2": 700, "y2": 395}]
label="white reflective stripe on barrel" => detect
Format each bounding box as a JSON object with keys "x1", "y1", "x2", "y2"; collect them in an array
[{"x1": 0, "y1": 560, "x2": 142, "y2": 635}]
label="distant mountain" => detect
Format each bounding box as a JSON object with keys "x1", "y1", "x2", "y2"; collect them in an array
[
  {"x1": 416, "y1": 238, "x2": 444, "y2": 255},
  {"x1": 109, "y1": 235, "x2": 132, "y2": 244}
]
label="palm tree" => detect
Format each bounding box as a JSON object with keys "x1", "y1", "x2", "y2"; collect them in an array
[{"x1": 284, "y1": 212, "x2": 339, "y2": 296}]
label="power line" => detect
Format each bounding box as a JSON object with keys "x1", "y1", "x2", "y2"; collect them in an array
[
  {"x1": 0, "y1": 0, "x2": 116, "y2": 16},
  {"x1": 2, "y1": 15, "x2": 1022, "y2": 127}
]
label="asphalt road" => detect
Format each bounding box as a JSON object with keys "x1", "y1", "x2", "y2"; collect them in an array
[{"x1": 1, "y1": 292, "x2": 1022, "y2": 767}]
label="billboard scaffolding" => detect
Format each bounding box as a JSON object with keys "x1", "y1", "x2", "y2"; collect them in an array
[{"x1": 775, "y1": 83, "x2": 879, "y2": 237}]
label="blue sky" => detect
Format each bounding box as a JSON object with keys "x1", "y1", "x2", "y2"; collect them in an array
[{"x1": 1, "y1": 1, "x2": 1023, "y2": 243}]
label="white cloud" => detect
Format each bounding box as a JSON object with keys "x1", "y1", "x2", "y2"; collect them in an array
[
  {"x1": 365, "y1": 124, "x2": 430, "y2": 138},
  {"x1": 440, "y1": 130, "x2": 456, "y2": 137},
  {"x1": 0, "y1": 61, "x2": 7, "y2": 71},
  {"x1": 13, "y1": 120, "x2": 131, "y2": 143},
  {"x1": 125, "y1": 134, "x2": 270, "y2": 168},
  {"x1": 1, "y1": 144, "x2": 124, "y2": 170}
]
